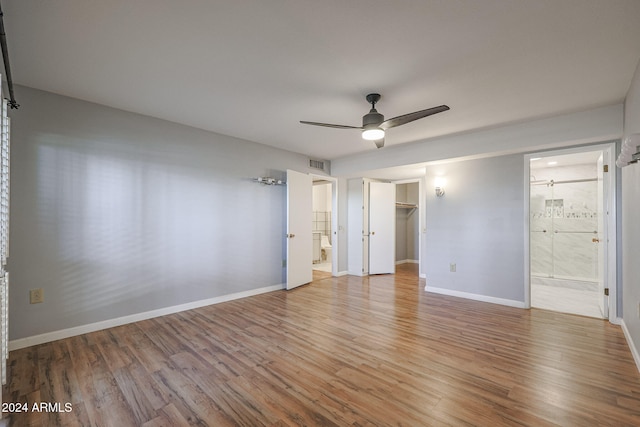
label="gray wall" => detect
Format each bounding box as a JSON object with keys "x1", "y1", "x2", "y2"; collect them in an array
[
  {"x1": 9, "y1": 86, "x2": 321, "y2": 340},
  {"x1": 424, "y1": 154, "x2": 525, "y2": 303}
]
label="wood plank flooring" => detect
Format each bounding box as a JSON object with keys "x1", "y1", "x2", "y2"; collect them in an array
[{"x1": 3, "y1": 264, "x2": 640, "y2": 426}]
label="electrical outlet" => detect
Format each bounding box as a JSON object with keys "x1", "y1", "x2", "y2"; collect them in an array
[
  {"x1": 30, "y1": 288, "x2": 44, "y2": 304},
  {"x1": 450, "y1": 263, "x2": 456, "y2": 273}
]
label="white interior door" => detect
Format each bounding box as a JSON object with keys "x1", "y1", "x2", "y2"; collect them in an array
[
  {"x1": 369, "y1": 182, "x2": 396, "y2": 274},
  {"x1": 286, "y1": 170, "x2": 312, "y2": 290},
  {"x1": 596, "y1": 153, "x2": 608, "y2": 318}
]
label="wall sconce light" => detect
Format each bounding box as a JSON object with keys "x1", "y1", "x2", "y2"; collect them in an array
[
  {"x1": 434, "y1": 177, "x2": 446, "y2": 197},
  {"x1": 254, "y1": 177, "x2": 286, "y2": 186},
  {"x1": 616, "y1": 133, "x2": 640, "y2": 167}
]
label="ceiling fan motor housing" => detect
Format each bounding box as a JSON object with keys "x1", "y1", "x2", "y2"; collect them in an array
[{"x1": 362, "y1": 110, "x2": 384, "y2": 127}]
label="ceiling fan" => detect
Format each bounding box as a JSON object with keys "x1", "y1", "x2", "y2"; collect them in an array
[{"x1": 300, "y1": 93, "x2": 449, "y2": 148}]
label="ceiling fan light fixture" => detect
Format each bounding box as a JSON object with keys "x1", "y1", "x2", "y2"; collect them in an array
[
  {"x1": 362, "y1": 127, "x2": 385, "y2": 141},
  {"x1": 300, "y1": 93, "x2": 449, "y2": 149}
]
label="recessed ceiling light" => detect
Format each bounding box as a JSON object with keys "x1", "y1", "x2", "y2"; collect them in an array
[
  {"x1": 530, "y1": 157, "x2": 541, "y2": 161},
  {"x1": 547, "y1": 161, "x2": 558, "y2": 166}
]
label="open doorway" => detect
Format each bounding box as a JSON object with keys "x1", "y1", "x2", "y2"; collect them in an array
[
  {"x1": 393, "y1": 177, "x2": 425, "y2": 279},
  {"x1": 396, "y1": 182, "x2": 419, "y2": 278},
  {"x1": 527, "y1": 146, "x2": 615, "y2": 319},
  {"x1": 312, "y1": 178, "x2": 334, "y2": 279}
]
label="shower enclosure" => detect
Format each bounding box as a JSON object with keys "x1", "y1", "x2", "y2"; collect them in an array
[
  {"x1": 530, "y1": 177, "x2": 600, "y2": 283},
  {"x1": 529, "y1": 150, "x2": 611, "y2": 320}
]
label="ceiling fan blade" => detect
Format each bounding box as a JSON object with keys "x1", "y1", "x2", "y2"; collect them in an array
[
  {"x1": 380, "y1": 105, "x2": 450, "y2": 130},
  {"x1": 300, "y1": 120, "x2": 362, "y2": 130},
  {"x1": 374, "y1": 138, "x2": 384, "y2": 149}
]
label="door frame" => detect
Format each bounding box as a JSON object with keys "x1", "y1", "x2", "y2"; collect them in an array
[
  {"x1": 310, "y1": 173, "x2": 339, "y2": 277},
  {"x1": 393, "y1": 178, "x2": 425, "y2": 278},
  {"x1": 523, "y1": 142, "x2": 618, "y2": 321}
]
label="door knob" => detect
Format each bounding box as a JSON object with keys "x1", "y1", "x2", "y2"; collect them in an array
[
  {"x1": 371, "y1": 231, "x2": 375, "y2": 235},
  {"x1": 592, "y1": 237, "x2": 600, "y2": 243},
  {"x1": 286, "y1": 233, "x2": 295, "y2": 238}
]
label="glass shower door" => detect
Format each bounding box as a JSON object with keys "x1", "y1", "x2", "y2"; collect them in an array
[
  {"x1": 530, "y1": 181, "x2": 554, "y2": 278},
  {"x1": 551, "y1": 180, "x2": 598, "y2": 282},
  {"x1": 531, "y1": 179, "x2": 599, "y2": 281}
]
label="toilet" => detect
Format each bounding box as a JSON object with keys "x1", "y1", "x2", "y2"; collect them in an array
[{"x1": 321, "y1": 235, "x2": 332, "y2": 262}]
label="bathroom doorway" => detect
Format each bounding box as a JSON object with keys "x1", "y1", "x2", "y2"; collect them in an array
[
  {"x1": 527, "y1": 144, "x2": 616, "y2": 319},
  {"x1": 312, "y1": 178, "x2": 334, "y2": 277}
]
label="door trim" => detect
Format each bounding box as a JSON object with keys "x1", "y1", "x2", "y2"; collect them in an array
[{"x1": 523, "y1": 142, "x2": 618, "y2": 321}]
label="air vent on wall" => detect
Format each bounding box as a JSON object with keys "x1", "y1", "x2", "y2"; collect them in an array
[{"x1": 309, "y1": 159, "x2": 325, "y2": 170}]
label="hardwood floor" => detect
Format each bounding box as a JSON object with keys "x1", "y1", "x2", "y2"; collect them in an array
[{"x1": 3, "y1": 264, "x2": 640, "y2": 426}]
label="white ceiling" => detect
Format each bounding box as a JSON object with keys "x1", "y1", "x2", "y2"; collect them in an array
[{"x1": 3, "y1": 1, "x2": 640, "y2": 161}]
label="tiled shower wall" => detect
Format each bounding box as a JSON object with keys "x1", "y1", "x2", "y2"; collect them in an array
[
  {"x1": 530, "y1": 163, "x2": 599, "y2": 281},
  {"x1": 312, "y1": 183, "x2": 332, "y2": 244},
  {"x1": 312, "y1": 211, "x2": 332, "y2": 241}
]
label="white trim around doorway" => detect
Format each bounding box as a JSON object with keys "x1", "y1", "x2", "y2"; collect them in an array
[{"x1": 523, "y1": 142, "x2": 618, "y2": 321}]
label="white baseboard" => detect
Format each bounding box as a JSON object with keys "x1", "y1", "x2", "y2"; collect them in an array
[
  {"x1": 425, "y1": 285, "x2": 526, "y2": 309},
  {"x1": 395, "y1": 259, "x2": 419, "y2": 265},
  {"x1": 621, "y1": 319, "x2": 640, "y2": 374},
  {"x1": 335, "y1": 270, "x2": 349, "y2": 277},
  {"x1": 9, "y1": 284, "x2": 284, "y2": 351},
  {"x1": 420, "y1": 273, "x2": 426, "y2": 279}
]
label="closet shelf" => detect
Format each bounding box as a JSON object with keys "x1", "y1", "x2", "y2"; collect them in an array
[{"x1": 396, "y1": 202, "x2": 417, "y2": 209}]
